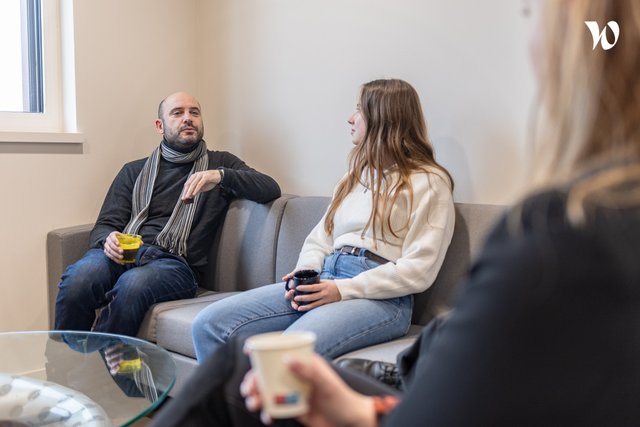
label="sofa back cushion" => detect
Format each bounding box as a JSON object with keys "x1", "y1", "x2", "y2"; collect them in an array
[
  {"x1": 275, "y1": 197, "x2": 331, "y2": 279},
  {"x1": 411, "y1": 203, "x2": 505, "y2": 325},
  {"x1": 204, "y1": 195, "x2": 294, "y2": 292}
]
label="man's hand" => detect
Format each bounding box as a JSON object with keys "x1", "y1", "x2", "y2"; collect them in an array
[
  {"x1": 104, "y1": 231, "x2": 125, "y2": 263},
  {"x1": 181, "y1": 170, "x2": 223, "y2": 202},
  {"x1": 104, "y1": 344, "x2": 126, "y2": 375},
  {"x1": 104, "y1": 343, "x2": 142, "y2": 375},
  {"x1": 290, "y1": 280, "x2": 342, "y2": 312}
]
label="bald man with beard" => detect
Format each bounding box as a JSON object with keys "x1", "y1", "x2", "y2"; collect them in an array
[{"x1": 54, "y1": 91, "x2": 281, "y2": 337}]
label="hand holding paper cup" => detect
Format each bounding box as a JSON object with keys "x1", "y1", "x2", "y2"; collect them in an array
[{"x1": 245, "y1": 331, "x2": 317, "y2": 418}]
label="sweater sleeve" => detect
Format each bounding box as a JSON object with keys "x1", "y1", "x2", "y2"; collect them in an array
[
  {"x1": 215, "y1": 152, "x2": 281, "y2": 203},
  {"x1": 293, "y1": 211, "x2": 335, "y2": 272},
  {"x1": 89, "y1": 161, "x2": 143, "y2": 248},
  {"x1": 335, "y1": 173, "x2": 455, "y2": 300}
]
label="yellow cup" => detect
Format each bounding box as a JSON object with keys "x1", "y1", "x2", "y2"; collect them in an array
[{"x1": 116, "y1": 233, "x2": 142, "y2": 263}]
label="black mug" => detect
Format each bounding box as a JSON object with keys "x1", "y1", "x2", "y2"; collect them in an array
[{"x1": 284, "y1": 269, "x2": 320, "y2": 305}]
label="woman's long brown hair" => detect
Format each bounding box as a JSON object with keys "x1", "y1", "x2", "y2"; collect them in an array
[{"x1": 324, "y1": 79, "x2": 453, "y2": 243}]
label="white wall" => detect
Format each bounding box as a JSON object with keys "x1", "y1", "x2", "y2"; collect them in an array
[
  {"x1": 0, "y1": 0, "x2": 536, "y2": 331},
  {"x1": 199, "y1": 0, "x2": 536, "y2": 202}
]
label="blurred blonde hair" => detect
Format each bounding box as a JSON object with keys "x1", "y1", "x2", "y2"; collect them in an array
[
  {"x1": 324, "y1": 79, "x2": 453, "y2": 242},
  {"x1": 532, "y1": 0, "x2": 640, "y2": 224}
]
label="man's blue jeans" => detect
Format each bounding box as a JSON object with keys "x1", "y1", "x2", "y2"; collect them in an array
[
  {"x1": 192, "y1": 251, "x2": 413, "y2": 361},
  {"x1": 55, "y1": 246, "x2": 197, "y2": 337}
]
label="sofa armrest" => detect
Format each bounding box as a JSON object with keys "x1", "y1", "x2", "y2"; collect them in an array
[{"x1": 46, "y1": 224, "x2": 94, "y2": 328}]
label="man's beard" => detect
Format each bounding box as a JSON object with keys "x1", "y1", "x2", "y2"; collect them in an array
[{"x1": 166, "y1": 127, "x2": 204, "y2": 147}]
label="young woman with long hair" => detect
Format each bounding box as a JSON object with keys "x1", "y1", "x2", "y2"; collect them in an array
[{"x1": 191, "y1": 78, "x2": 455, "y2": 361}]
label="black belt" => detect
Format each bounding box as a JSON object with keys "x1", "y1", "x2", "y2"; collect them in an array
[{"x1": 338, "y1": 245, "x2": 390, "y2": 265}]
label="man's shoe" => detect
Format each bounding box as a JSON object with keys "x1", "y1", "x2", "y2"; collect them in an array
[{"x1": 335, "y1": 358, "x2": 402, "y2": 390}]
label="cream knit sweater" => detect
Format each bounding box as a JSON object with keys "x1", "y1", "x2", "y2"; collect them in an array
[{"x1": 294, "y1": 167, "x2": 455, "y2": 300}]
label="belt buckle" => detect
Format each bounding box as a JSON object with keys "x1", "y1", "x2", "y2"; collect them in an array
[{"x1": 349, "y1": 246, "x2": 359, "y2": 256}]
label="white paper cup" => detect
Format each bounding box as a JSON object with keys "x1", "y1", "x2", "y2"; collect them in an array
[{"x1": 245, "y1": 331, "x2": 316, "y2": 418}]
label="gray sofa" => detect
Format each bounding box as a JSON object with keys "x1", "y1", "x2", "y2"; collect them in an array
[{"x1": 46, "y1": 195, "x2": 504, "y2": 395}]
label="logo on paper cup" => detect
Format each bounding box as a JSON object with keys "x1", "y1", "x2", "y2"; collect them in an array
[{"x1": 274, "y1": 392, "x2": 300, "y2": 405}]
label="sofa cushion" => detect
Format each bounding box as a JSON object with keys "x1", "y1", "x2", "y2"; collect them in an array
[
  {"x1": 205, "y1": 195, "x2": 294, "y2": 293},
  {"x1": 411, "y1": 203, "x2": 505, "y2": 325},
  {"x1": 335, "y1": 324, "x2": 423, "y2": 363},
  {"x1": 138, "y1": 291, "x2": 241, "y2": 358},
  {"x1": 275, "y1": 196, "x2": 331, "y2": 278},
  {"x1": 46, "y1": 224, "x2": 93, "y2": 327}
]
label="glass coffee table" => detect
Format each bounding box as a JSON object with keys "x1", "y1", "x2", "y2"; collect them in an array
[{"x1": 0, "y1": 331, "x2": 176, "y2": 426}]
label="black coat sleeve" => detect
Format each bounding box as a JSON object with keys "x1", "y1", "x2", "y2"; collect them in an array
[
  {"x1": 89, "y1": 160, "x2": 144, "y2": 248},
  {"x1": 215, "y1": 152, "x2": 281, "y2": 203}
]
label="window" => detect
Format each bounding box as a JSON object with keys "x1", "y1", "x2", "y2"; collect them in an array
[
  {"x1": 0, "y1": 0, "x2": 42, "y2": 113},
  {"x1": 0, "y1": 0, "x2": 81, "y2": 142}
]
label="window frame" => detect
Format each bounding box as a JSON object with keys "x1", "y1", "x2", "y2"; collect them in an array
[
  {"x1": 0, "y1": 0, "x2": 81, "y2": 144},
  {"x1": 23, "y1": 0, "x2": 44, "y2": 113}
]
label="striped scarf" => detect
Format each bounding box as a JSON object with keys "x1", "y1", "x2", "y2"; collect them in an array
[{"x1": 123, "y1": 140, "x2": 209, "y2": 257}]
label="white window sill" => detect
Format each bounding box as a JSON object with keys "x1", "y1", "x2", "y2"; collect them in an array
[
  {"x1": 0, "y1": 131, "x2": 84, "y2": 144},
  {"x1": 0, "y1": 132, "x2": 84, "y2": 154}
]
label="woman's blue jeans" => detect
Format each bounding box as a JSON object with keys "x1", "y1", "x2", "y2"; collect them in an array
[
  {"x1": 54, "y1": 246, "x2": 197, "y2": 337},
  {"x1": 192, "y1": 251, "x2": 413, "y2": 361}
]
